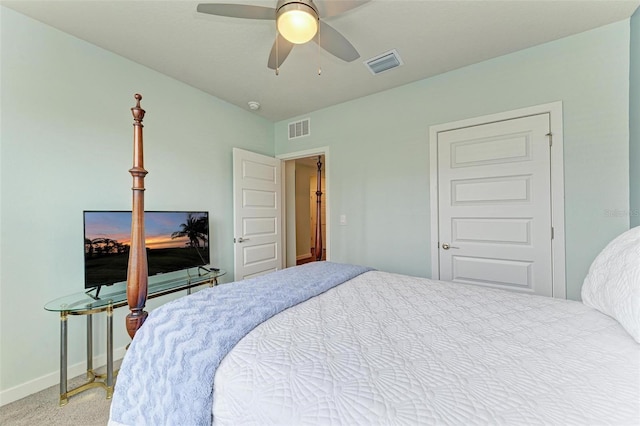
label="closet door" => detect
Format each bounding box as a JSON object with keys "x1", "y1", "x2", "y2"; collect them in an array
[{"x1": 437, "y1": 113, "x2": 553, "y2": 296}]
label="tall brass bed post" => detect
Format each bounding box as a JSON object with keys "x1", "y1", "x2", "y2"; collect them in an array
[{"x1": 126, "y1": 94, "x2": 148, "y2": 339}]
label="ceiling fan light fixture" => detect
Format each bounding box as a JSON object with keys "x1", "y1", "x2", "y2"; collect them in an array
[{"x1": 276, "y1": 1, "x2": 318, "y2": 44}]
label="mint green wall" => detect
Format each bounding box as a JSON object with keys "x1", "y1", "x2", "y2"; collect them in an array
[
  {"x1": 275, "y1": 20, "x2": 631, "y2": 301},
  {"x1": 0, "y1": 7, "x2": 273, "y2": 400},
  {"x1": 631, "y1": 9, "x2": 640, "y2": 228}
]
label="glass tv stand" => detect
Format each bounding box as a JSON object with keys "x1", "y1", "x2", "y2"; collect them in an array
[{"x1": 44, "y1": 269, "x2": 226, "y2": 406}]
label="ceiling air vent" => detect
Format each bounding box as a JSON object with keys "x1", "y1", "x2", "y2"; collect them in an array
[
  {"x1": 288, "y1": 118, "x2": 310, "y2": 140},
  {"x1": 364, "y1": 49, "x2": 403, "y2": 75}
]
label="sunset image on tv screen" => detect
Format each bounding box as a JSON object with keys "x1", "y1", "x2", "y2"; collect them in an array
[{"x1": 83, "y1": 211, "x2": 209, "y2": 288}]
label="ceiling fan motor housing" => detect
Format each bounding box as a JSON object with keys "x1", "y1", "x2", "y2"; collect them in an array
[{"x1": 276, "y1": 0, "x2": 319, "y2": 16}]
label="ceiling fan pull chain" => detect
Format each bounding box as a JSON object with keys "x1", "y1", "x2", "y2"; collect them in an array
[
  {"x1": 317, "y1": 19, "x2": 322, "y2": 76},
  {"x1": 276, "y1": 29, "x2": 280, "y2": 76}
]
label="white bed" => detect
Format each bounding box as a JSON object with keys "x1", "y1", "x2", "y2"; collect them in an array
[
  {"x1": 110, "y1": 95, "x2": 639, "y2": 425},
  {"x1": 110, "y1": 227, "x2": 640, "y2": 425}
]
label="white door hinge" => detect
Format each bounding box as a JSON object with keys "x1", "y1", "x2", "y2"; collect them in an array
[{"x1": 546, "y1": 132, "x2": 553, "y2": 146}]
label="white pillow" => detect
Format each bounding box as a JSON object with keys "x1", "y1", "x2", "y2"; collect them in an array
[{"x1": 581, "y1": 226, "x2": 640, "y2": 343}]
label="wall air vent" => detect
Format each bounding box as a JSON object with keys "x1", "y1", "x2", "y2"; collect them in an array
[
  {"x1": 288, "y1": 118, "x2": 310, "y2": 140},
  {"x1": 364, "y1": 49, "x2": 404, "y2": 75}
]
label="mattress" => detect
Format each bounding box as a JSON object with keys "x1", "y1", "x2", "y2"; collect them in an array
[{"x1": 212, "y1": 271, "x2": 640, "y2": 425}]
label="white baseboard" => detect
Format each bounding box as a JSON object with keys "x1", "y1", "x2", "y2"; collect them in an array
[{"x1": 0, "y1": 346, "x2": 127, "y2": 406}]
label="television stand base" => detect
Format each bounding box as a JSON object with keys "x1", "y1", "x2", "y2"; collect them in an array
[
  {"x1": 85, "y1": 284, "x2": 109, "y2": 300},
  {"x1": 198, "y1": 265, "x2": 220, "y2": 275}
]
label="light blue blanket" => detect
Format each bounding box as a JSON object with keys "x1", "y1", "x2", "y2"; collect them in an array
[{"x1": 109, "y1": 262, "x2": 372, "y2": 426}]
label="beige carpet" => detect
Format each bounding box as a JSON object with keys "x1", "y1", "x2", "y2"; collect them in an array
[{"x1": 0, "y1": 364, "x2": 120, "y2": 426}]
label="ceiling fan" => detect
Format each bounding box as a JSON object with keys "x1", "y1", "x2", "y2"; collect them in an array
[{"x1": 196, "y1": 0, "x2": 370, "y2": 71}]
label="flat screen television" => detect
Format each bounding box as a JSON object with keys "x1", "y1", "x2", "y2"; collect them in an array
[{"x1": 83, "y1": 211, "x2": 210, "y2": 292}]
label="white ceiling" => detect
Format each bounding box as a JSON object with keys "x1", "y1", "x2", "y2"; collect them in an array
[{"x1": 4, "y1": 0, "x2": 639, "y2": 122}]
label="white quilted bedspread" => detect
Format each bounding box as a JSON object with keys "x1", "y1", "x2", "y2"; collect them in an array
[{"x1": 212, "y1": 271, "x2": 640, "y2": 425}]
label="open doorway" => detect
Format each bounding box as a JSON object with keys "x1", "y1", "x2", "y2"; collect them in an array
[
  {"x1": 292, "y1": 156, "x2": 325, "y2": 265},
  {"x1": 281, "y1": 149, "x2": 329, "y2": 268}
]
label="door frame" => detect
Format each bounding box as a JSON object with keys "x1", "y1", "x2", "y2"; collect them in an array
[
  {"x1": 277, "y1": 147, "x2": 331, "y2": 266},
  {"x1": 428, "y1": 102, "x2": 566, "y2": 298}
]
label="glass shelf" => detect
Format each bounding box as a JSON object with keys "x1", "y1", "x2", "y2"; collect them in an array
[{"x1": 44, "y1": 268, "x2": 226, "y2": 313}]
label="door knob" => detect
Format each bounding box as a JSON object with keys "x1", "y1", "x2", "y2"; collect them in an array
[
  {"x1": 441, "y1": 243, "x2": 459, "y2": 250},
  {"x1": 236, "y1": 237, "x2": 250, "y2": 243}
]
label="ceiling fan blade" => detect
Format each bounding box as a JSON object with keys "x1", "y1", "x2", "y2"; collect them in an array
[
  {"x1": 268, "y1": 34, "x2": 295, "y2": 70},
  {"x1": 316, "y1": 0, "x2": 370, "y2": 18},
  {"x1": 196, "y1": 3, "x2": 276, "y2": 20},
  {"x1": 314, "y1": 20, "x2": 359, "y2": 62}
]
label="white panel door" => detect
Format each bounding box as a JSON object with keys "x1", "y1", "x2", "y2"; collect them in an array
[
  {"x1": 233, "y1": 148, "x2": 283, "y2": 280},
  {"x1": 438, "y1": 114, "x2": 552, "y2": 296}
]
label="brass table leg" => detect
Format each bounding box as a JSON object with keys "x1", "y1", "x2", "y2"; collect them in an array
[
  {"x1": 106, "y1": 303, "x2": 114, "y2": 398},
  {"x1": 86, "y1": 314, "x2": 93, "y2": 379},
  {"x1": 59, "y1": 311, "x2": 68, "y2": 406}
]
